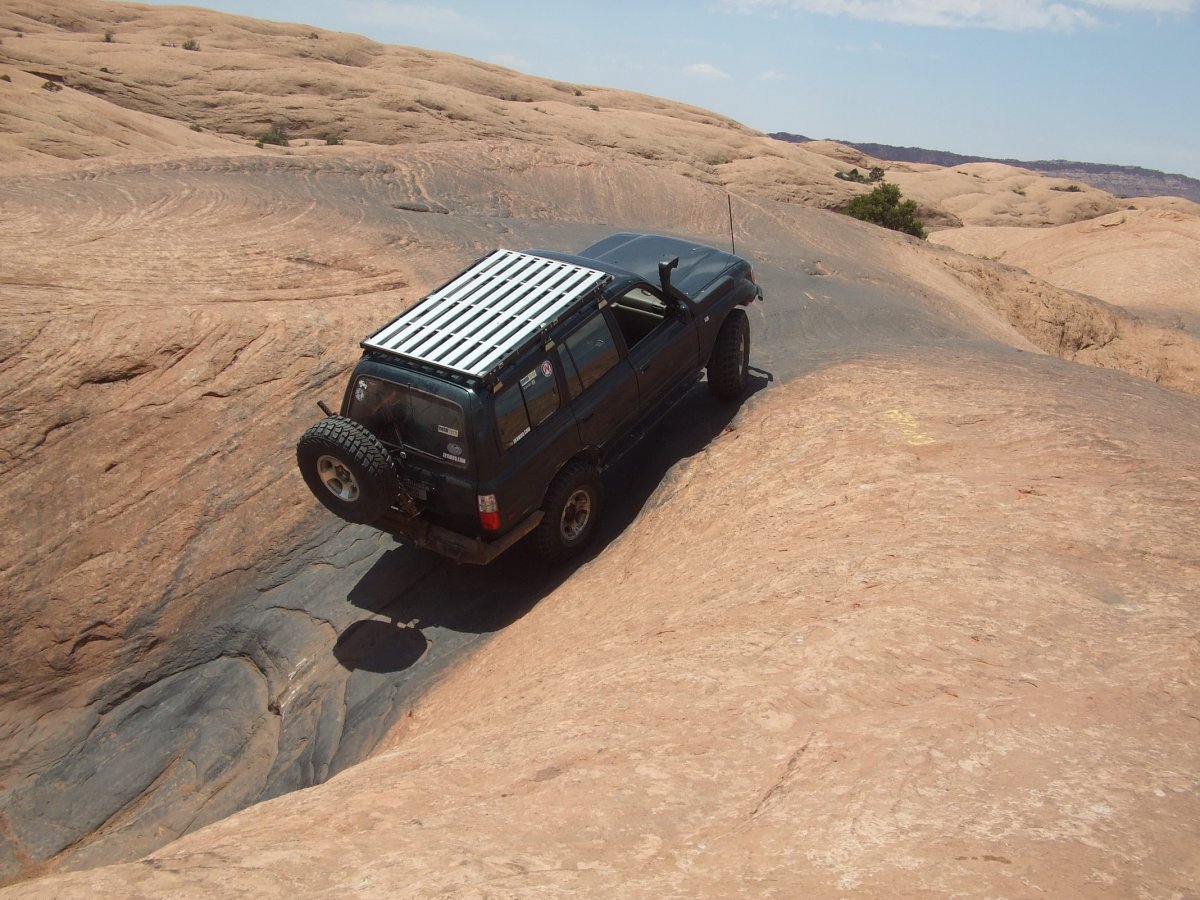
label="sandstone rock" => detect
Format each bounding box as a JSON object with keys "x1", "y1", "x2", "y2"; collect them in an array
[{"x1": 1, "y1": 0, "x2": 1199, "y2": 893}]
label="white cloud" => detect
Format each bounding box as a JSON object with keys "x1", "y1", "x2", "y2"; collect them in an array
[
  {"x1": 720, "y1": 0, "x2": 1196, "y2": 30},
  {"x1": 1082, "y1": 0, "x2": 1194, "y2": 8},
  {"x1": 682, "y1": 62, "x2": 731, "y2": 79},
  {"x1": 345, "y1": 2, "x2": 486, "y2": 38},
  {"x1": 760, "y1": 68, "x2": 787, "y2": 80}
]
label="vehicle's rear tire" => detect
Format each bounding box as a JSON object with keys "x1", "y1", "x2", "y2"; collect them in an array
[
  {"x1": 531, "y1": 460, "x2": 603, "y2": 561},
  {"x1": 297, "y1": 416, "x2": 402, "y2": 524},
  {"x1": 707, "y1": 307, "x2": 750, "y2": 400}
]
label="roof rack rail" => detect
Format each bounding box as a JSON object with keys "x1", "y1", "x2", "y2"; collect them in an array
[{"x1": 362, "y1": 250, "x2": 610, "y2": 380}]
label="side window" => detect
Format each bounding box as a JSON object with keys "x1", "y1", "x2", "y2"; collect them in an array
[
  {"x1": 494, "y1": 358, "x2": 562, "y2": 450},
  {"x1": 563, "y1": 312, "x2": 619, "y2": 395},
  {"x1": 494, "y1": 383, "x2": 530, "y2": 449},
  {"x1": 611, "y1": 287, "x2": 669, "y2": 350},
  {"x1": 519, "y1": 360, "x2": 560, "y2": 427}
]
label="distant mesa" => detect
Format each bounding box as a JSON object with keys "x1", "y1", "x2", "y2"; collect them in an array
[{"x1": 769, "y1": 132, "x2": 1200, "y2": 205}]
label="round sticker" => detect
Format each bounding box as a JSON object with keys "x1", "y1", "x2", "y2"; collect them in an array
[
  {"x1": 354, "y1": 379, "x2": 368, "y2": 401},
  {"x1": 540, "y1": 360, "x2": 553, "y2": 378},
  {"x1": 447, "y1": 442, "x2": 463, "y2": 457}
]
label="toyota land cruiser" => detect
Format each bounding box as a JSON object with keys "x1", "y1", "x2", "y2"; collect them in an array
[{"x1": 297, "y1": 232, "x2": 761, "y2": 563}]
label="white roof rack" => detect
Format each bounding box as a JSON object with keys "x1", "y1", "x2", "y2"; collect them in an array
[{"x1": 363, "y1": 250, "x2": 609, "y2": 378}]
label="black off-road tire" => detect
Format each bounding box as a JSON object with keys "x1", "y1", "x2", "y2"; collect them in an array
[
  {"x1": 707, "y1": 308, "x2": 750, "y2": 400},
  {"x1": 297, "y1": 416, "x2": 402, "y2": 524},
  {"x1": 531, "y1": 460, "x2": 603, "y2": 562}
]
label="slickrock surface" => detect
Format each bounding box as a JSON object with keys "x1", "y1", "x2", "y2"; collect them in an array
[
  {"x1": 8, "y1": 353, "x2": 1200, "y2": 897},
  {"x1": 2, "y1": 0, "x2": 1199, "y2": 893},
  {"x1": 930, "y1": 200, "x2": 1200, "y2": 331}
]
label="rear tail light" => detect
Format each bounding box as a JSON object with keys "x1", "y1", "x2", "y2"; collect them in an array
[{"x1": 478, "y1": 494, "x2": 501, "y2": 532}]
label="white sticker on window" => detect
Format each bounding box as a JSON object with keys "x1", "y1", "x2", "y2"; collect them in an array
[
  {"x1": 437, "y1": 424, "x2": 460, "y2": 437},
  {"x1": 509, "y1": 425, "x2": 531, "y2": 447},
  {"x1": 520, "y1": 370, "x2": 537, "y2": 389}
]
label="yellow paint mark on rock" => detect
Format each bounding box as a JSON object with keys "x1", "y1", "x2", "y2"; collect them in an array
[{"x1": 886, "y1": 408, "x2": 936, "y2": 445}]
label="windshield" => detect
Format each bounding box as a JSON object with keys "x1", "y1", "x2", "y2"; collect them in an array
[{"x1": 348, "y1": 375, "x2": 469, "y2": 468}]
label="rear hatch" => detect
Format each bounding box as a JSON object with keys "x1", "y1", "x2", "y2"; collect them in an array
[{"x1": 342, "y1": 361, "x2": 479, "y2": 533}]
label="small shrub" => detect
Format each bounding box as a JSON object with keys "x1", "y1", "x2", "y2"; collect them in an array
[
  {"x1": 99, "y1": 66, "x2": 109, "y2": 73},
  {"x1": 258, "y1": 124, "x2": 289, "y2": 146},
  {"x1": 190, "y1": 123, "x2": 203, "y2": 132},
  {"x1": 308, "y1": 31, "x2": 319, "y2": 40},
  {"x1": 41, "y1": 80, "x2": 63, "y2": 92},
  {"x1": 845, "y1": 182, "x2": 927, "y2": 239},
  {"x1": 1050, "y1": 183, "x2": 1084, "y2": 193},
  {"x1": 103, "y1": 28, "x2": 114, "y2": 43},
  {"x1": 324, "y1": 132, "x2": 342, "y2": 145},
  {"x1": 588, "y1": 103, "x2": 599, "y2": 111},
  {"x1": 836, "y1": 167, "x2": 885, "y2": 184},
  {"x1": 574, "y1": 88, "x2": 583, "y2": 96},
  {"x1": 182, "y1": 37, "x2": 200, "y2": 51},
  {"x1": 1, "y1": 74, "x2": 10, "y2": 83}
]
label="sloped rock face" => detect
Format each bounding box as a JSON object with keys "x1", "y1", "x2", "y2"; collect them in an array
[
  {"x1": 0, "y1": 155, "x2": 411, "y2": 879},
  {"x1": 6, "y1": 351, "x2": 1199, "y2": 898},
  {"x1": 930, "y1": 203, "x2": 1200, "y2": 332},
  {"x1": 0, "y1": 0, "x2": 853, "y2": 204},
  {"x1": 3, "y1": 1, "x2": 1200, "y2": 892},
  {"x1": 0, "y1": 142, "x2": 932, "y2": 881},
  {"x1": 0, "y1": 146, "x2": 593, "y2": 878},
  {"x1": 3, "y1": 141, "x2": 1200, "y2": 886}
]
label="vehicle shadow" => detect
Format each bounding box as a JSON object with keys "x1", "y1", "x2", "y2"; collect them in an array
[
  {"x1": 592, "y1": 369, "x2": 772, "y2": 552},
  {"x1": 336, "y1": 369, "x2": 772, "y2": 674}
]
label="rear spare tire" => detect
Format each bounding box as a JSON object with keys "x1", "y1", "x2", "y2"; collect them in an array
[
  {"x1": 297, "y1": 416, "x2": 401, "y2": 524},
  {"x1": 707, "y1": 307, "x2": 750, "y2": 400}
]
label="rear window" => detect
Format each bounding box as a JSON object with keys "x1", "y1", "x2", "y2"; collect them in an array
[{"x1": 348, "y1": 376, "x2": 469, "y2": 467}]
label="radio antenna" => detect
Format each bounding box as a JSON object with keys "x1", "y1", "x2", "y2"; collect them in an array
[{"x1": 726, "y1": 193, "x2": 736, "y2": 255}]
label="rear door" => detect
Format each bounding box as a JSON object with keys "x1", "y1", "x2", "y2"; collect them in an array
[
  {"x1": 489, "y1": 351, "x2": 581, "y2": 532},
  {"x1": 344, "y1": 368, "x2": 478, "y2": 533},
  {"x1": 558, "y1": 309, "x2": 640, "y2": 451}
]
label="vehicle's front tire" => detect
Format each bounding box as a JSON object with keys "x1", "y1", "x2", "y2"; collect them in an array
[
  {"x1": 531, "y1": 460, "x2": 603, "y2": 561},
  {"x1": 297, "y1": 416, "x2": 401, "y2": 524},
  {"x1": 707, "y1": 307, "x2": 750, "y2": 400}
]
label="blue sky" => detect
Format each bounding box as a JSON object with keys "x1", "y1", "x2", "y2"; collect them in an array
[{"x1": 145, "y1": 0, "x2": 1199, "y2": 177}]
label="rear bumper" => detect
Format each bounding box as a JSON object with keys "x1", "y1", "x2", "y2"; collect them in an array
[{"x1": 374, "y1": 508, "x2": 544, "y2": 565}]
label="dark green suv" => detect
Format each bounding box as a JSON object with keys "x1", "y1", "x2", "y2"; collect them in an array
[{"x1": 297, "y1": 232, "x2": 762, "y2": 563}]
